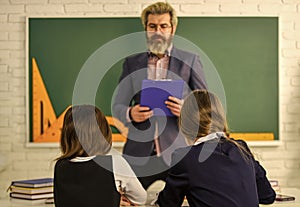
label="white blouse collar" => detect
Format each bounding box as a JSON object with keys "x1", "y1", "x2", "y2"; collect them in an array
[
  {"x1": 193, "y1": 132, "x2": 226, "y2": 146},
  {"x1": 70, "y1": 156, "x2": 96, "y2": 162}
]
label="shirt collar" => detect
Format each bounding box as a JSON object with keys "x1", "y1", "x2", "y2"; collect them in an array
[
  {"x1": 70, "y1": 156, "x2": 96, "y2": 162},
  {"x1": 193, "y1": 132, "x2": 226, "y2": 146}
]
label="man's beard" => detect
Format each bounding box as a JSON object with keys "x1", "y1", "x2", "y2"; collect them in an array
[{"x1": 147, "y1": 34, "x2": 172, "y2": 55}]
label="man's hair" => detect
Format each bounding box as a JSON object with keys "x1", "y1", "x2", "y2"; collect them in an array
[{"x1": 141, "y1": 2, "x2": 178, "y2": 29}]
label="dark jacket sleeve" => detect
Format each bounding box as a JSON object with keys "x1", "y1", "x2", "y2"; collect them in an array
[
  {"x1": 112, "y1": 57, "x2": 135, "y2": 125},
  {"x1": 236, "y1": 139, "x2": 276, "y2": 204},
  {"x1": 157, "y1": 149, "x2": 189, "y2": 207},
  {"x1": 254, "y1": 160, "x2": 276, "y2": 204}
]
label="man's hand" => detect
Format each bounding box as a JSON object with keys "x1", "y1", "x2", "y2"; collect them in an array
[
  {"x1": 165, "y1": 96, "x2": 183, "y2": 117},
  {"x1": 130, "y1": 104, "x2": 153, "y2": 122}
]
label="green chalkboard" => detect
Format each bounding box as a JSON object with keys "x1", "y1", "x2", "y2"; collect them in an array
[{"x1": 28, "y1": 17, "x2": 278, "y2": 141}]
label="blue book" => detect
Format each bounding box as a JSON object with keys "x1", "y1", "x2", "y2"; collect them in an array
[
  {"x1": 11, "y1": 178, "x2": 53, "y2": 188},
  {"x1": 140, "y1": 79, "x2": 184, "y2": 116}
]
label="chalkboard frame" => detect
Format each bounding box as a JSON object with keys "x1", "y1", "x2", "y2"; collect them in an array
[{"x1": 25, "y1": 16, "x2": 279, "y2": 146}]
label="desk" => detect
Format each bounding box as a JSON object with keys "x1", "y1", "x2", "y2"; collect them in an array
[
  {"x1": 1, "y1": 188, "x2": 299, "y2": 207},
  {"x1": 0, "y1": 198, "x2": 54, "y2": 207}
]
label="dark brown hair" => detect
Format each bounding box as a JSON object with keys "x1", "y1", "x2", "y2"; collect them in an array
[
  {"x1": 180, "y1": 90, "x2": 251, "y2": 157},
  {"x1": 57, "y1": 105, "x2": 112, "y2": 160}
]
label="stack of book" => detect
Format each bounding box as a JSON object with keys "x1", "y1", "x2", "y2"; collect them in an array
[{"x1": 8, "y1": 178, "x2": 54, "y2": 202}]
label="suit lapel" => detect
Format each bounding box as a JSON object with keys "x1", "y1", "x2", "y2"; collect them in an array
[
  {"x1": 135, "y1": 52, "x2": 148, "y2": 71},
  {"x1": 167, "y1": 47, "x2": 182, "y2": 79},
  {"x1": 131, "y1": 52, "x2": 148, "y2": 90}
]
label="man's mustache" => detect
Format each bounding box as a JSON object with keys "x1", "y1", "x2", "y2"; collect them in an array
[{"x1": 150, "y1": 34, "x2": 166, "y2": 41}]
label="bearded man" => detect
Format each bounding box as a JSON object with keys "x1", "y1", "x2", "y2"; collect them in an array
[{"x1": 112, "y1": 2, "x2": 207, "y2": 190}]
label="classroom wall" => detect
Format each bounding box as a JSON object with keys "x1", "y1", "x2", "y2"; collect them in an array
[{"x1": 0, "y1": 0, "x2": 299, "y2": 198}]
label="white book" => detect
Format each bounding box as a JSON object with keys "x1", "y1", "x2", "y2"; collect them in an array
[{"x1": 10, "y1": 185, "x2": 53, "y2": 195}]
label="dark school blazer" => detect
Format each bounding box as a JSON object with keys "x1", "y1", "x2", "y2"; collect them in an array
[{"x1": 157, "y1": 138, "x2": 276, "y2": 207}]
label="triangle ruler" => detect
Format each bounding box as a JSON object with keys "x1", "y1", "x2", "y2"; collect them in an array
[{"x1": 32, "y1": 57, "x2": 69, "y2": 142}]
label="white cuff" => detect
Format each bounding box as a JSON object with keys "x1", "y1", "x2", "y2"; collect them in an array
[{"x1": 126, "y1": 107, "x2": 132, "y2": 122}]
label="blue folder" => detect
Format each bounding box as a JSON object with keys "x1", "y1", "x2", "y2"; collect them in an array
[{"x1": 140, "y1": 79, "x2": 184, "y2": 116}]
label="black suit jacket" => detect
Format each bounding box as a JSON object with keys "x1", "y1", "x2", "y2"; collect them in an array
[{"x1": 113, "y1": 47, "x2": 206, "y2": 165}]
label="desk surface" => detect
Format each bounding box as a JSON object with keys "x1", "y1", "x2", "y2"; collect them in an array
[{"x1": 1, "y1": 188, "x2": 299, "y2": 207}]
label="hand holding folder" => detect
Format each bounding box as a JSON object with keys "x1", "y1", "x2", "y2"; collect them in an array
[
  {"x1": 165, "y1": 96, "x2": 184, "y2": 117},
  {"x1": 140, "y1": 79, "x2": 184, "y2": 116}
]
